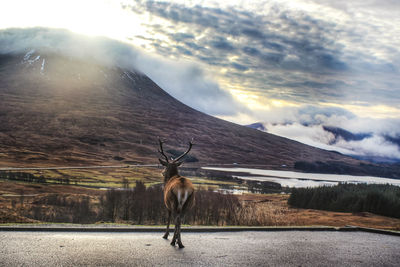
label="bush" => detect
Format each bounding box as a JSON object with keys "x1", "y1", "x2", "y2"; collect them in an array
[
  {"x1": 0, "y1": 171, "x2": 46, "y2": 183},
  {"x1": 288, "y1": 183, "x2": 400, "y2": 218},
  {"x1": 99, "y1": 181, "x2": 241, "y2": 225},
  {"x1": 26, "y1": 194, "x2": 96, "y2": 223},
  {"x1": 21, "y1": 181, "x2": 285, "y2": 225}
]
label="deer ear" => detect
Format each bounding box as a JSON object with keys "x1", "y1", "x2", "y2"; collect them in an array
[
  {"x1": 159, "y1": 158, "x2": 168, "y2": 166},
  {"x1": 176, "y1": 161, "x2": 183, "y2": 166}
]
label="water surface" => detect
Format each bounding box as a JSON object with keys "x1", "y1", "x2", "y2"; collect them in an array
[{"x1": 202, "y1": 167, "x2": 400, "y2": 188}]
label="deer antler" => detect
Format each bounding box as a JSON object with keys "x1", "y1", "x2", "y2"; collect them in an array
[
  {"x1": 158, "y1": 138, "x2": 169, "y2": 162},
  {"x1": 173, "y1": 138, "x2": 194, "y2": 163}
]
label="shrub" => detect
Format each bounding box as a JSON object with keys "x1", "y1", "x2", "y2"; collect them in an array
[
  {"x1": 99, "y1": 182, "x2": 242, "y2": 225},
  {"x1": 288, "y1": 183, "x2": 400, "y2": 218}
]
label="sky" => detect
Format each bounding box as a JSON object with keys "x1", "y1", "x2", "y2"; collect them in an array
[{"x1": 1, "y1": 0, "x2": 400, "y2": 160}]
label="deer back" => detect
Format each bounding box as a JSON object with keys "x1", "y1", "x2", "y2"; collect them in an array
[{"x1": 164, "y1": 176, "x2": 195, "y2": 213}]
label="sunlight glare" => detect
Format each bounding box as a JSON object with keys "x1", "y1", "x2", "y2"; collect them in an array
[{"x1": 0, "y1": 0, "x2": 145, "y2": 41}]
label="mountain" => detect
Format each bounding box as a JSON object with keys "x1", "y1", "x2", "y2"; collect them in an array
[
  {"x1": 245, "y1": 122, "x2": 266, "y2": 131},
  {"x1": 322, "y1": 126, "x2": 372, "y2": 144},
  {"x1": 247, "y1": 120, "x2": 400, "y2": 164},
  {"x1": 0, "y1": 50, "x2": 363, "y2": 168},
  {"x1": 384, "y1": 135, "x2": 400, "y2": 147}
]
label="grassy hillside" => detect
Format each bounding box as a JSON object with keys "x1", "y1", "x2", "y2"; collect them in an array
[{"x1": 0, "y1": 51, "x2": 364, "y2": 171}]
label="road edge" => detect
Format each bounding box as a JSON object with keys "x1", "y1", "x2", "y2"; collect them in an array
[{"x1": 0, "y1": 225, "x2": 399, "y2": 236}]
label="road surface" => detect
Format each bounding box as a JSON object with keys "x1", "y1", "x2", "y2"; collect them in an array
[{"x1": 1, "y1": 231, "x2": 399, "y2": 266}]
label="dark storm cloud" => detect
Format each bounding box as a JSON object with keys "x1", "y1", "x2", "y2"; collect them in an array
[
  {"x1": 231, "y1": 62, "x2": 249, "y2": 71},
  {"x1": 241, "y1": 28, "x2": 264, "y2": 39},
  {"x1": 183, "y1": 41, "x2": 202, "y2": 50},
  {"x1": 139, "y1": 1, "x2": 222, "y2": 28},
  {"x1": 285, "y1": 80, "x2": 347, "y2": 90},
  {"x1": 170, "y1": 32, "x2": 194, "y2": 42},
  {"x1": 242, "y1": 46, "x2": 260, "y2": 56},
  {"x1": 261, "y1": 41, "x2": 284, "y2": 52},
  {"x1": 260, "y1": 52, "x2": 285, "y2": 65},
  {"x1": 123, "y1": 1, "x2": 400, "y2": 109},
  {"x1": 316, "y1": 54, "x2": 348, "y2": 71},
  {"x1": 125, "y1": 0, "x2": 351, "y2": 75},
  {"x1": 174, "y1": 45, "x2": 192, "y2": 56},
  {"x1": 208, "y1": 38, "x2": 235, "y2": 51}
]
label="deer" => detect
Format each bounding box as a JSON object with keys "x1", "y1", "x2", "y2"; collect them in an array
[{"x1": 158, "y1": 139, "x2": 195, "y2": 248}]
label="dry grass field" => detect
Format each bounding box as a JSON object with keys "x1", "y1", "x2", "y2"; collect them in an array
[
  {"x1": 1, "y1": 176, "x2": 399, "y2": 230},
  {"x1": 239, "y1": 194, "x2": 400, "y2": 230}
]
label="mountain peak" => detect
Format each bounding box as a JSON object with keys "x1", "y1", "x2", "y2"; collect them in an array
[
  {"x1": 246, "y1": 122, "x2": 266, "y2": 131},
  {"x1": 0, "y1": 50, "x2": 361, "y2": 169}
]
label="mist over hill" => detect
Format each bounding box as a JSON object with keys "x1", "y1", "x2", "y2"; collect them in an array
[
  {"x1": 248, "y1": 121, "x2": 400, "y2": 164},
  {"x1": 0, "y1": 48, "x2": 367, "y2": 170},
  {"x1": 2, "y1": 28, "x2": 399, "y2": 167}
]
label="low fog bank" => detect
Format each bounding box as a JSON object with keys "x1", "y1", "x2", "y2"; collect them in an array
[{"x1": 249, "y1": 105, "x2": 400, "y2": 162}]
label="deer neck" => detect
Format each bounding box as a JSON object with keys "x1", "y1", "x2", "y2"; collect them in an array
[{"x1": 164, "y1": 169, "x2": 179, "y2": 184}]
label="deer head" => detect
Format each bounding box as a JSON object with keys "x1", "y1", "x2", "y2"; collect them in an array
[{"x1": 158, "y1": 139, "x2": 193, "y2": 182}]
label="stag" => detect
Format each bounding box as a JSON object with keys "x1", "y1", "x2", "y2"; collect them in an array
[{"x1": 158, "y1": 139, "x2": 195, "y2": 248}]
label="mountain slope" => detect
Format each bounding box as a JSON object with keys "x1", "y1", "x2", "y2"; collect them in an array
[{"x1": 0, "y1": 50, "x2": 361, "y2": 168}]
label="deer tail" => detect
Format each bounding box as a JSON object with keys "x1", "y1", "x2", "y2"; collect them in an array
[{"x1": 176, "y1": 189, "x2": 190, "y2": 213}]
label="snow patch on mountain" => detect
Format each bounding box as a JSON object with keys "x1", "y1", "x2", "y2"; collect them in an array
[
  {"x1": 124, "y1": 71, "x2": 135, "y2": 83},
  {"x1": 23, "y1": 49, "x2": 35, "y2": 61},
  {"x1": 40, "y1": 58, "x2": 45, "y2": 74}
]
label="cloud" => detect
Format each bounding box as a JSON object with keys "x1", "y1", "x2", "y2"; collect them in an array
[
  {"x1": 2, "y1": 1, "x2": 399, "y2": 161},
  {"x1": 336, "y1": 136, "x2": 400, "y2": 160},
  {"x1": 124, "y1": 0, "x2": 400, "y2": 108},
  {"x1": 126, "y1": 0, "x2": 350, "y2": 72},
  {"x1": 254, "y1": 105, "x2": 400, "y2": 160},
  {"x1": 209, "y1": 38, "x2": 236, "y2": 51},
  {"x1": 231, "y1": 62, "x2": 249, "y2": 71},
  {"x1": 133, "y1": 56, "x2": 248, "y2": 115},
  {"x1": 0, "y1": 27, "x2": 245, "y2": 116}
]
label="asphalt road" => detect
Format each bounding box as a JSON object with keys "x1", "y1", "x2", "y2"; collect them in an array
[{"x1": 1, "y1": 231, "x2": 399, "y2": 266}]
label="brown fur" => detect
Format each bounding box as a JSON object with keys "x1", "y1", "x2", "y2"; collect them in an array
[
  {"x1": 162, "y1": 173, "x2": 195, "y2": 248},
  {"x1": 158, "y1": 139, "x2": 195, "y2": 248},
  {"x1": 164, "y1": 175, "x2": 195, "y2": 212}
]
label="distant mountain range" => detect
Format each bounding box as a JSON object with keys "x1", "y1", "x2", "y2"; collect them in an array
[
  {"x1": 322, "y1": 126, "x2": 372, "y2": 144},
  {"x1": 246, "y1": 122, "x2": 400, "y2": 163},
  {"x1": 245, "y1": 123, "x2": 266, "y2": 132}
]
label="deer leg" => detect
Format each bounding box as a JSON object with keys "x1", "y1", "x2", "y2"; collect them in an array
[
  {"x1": 176, "y1": 215, "x2": 184, "y2": 249},
  {"x1": 163, "y1": 210, "x2": 171, "y2": 239},
  {"x1": 171, "y1": 216, "x2": 178, "y2": 246}
]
